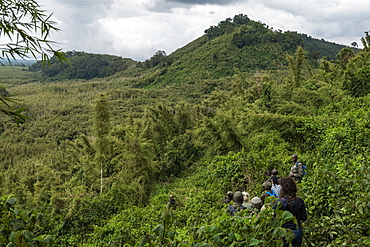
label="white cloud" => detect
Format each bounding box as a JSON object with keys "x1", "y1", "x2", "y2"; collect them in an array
[{"x1": 31, "y1": 0, "x2": 370, "y2": 61}]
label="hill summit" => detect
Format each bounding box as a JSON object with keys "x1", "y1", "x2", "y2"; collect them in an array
[{"x1": 29, "y1": 14, "x2": 349, "y2": 87}]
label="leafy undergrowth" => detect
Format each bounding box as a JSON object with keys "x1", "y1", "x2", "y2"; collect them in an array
[{"x1": 80, "y1": 149, "x2": 370, "y2": 246}]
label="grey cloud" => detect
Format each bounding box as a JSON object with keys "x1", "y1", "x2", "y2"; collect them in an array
[
  {"x1": 254, "y1": 0, "x2": 370, "y2": 47},
  {"x1": 38, "y1": 0, "x2": 117, "y2": 55},
  {"x1": 51, "y1": 0, "x2": 115, "y2": 8},
  {"x1": 150, "y1": 0, "x2": 243, "y2": 13},
  {"x1": 164, "y1": 0, "x2": 241, "y2": 5}
]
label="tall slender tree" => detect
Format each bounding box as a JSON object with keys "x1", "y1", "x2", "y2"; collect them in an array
[
  {"x1": 286, "y1": 46, "x2": 312, "y2": 87},
  {"x1": 94, "y1": 94, "x2": 112, "y2": 193}
]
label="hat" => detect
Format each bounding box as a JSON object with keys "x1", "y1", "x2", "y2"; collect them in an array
[
  {"x1": 170, "y1": 195, "x2": 175, "y2": 198},
  {"x1": 242, "y1": 192, "x2": 250, "y2": 202},
  {"x1": 262, "y1": 181, "x2": 272, "y2": 189},
  {"x1": 251, "y1": 197, "x2": 262, "y2": 209},
  {"x1": 227, "y1": 191, "x2": 233, "y2": 196},
  {"x1": 233, "y1": 191, "x2": 244, "y2": 202}
]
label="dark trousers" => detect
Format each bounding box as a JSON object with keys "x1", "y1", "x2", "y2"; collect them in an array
[{"x1": 284, "y1": 228, "x2": 303, "y2": 247}]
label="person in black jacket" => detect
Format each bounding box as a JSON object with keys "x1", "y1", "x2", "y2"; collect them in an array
[
  {"x1": 274, "y1": 177, "x2": 307, "y2": 247},
  {"x1": 166, "y1": 195, "x2": 176, "y2": 210}
]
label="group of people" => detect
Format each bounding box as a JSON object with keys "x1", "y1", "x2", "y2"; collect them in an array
[
  {"x1": 223, "y1": 190, "x2": 264, "y2": 214},
  {"x1": 224, "y1": 154, "x2": 307, "y2": 247},
  {"x1": 166, "y1": 154, "x2": 307, "y2": 246}
]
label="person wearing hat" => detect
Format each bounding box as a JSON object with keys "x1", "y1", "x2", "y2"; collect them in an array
[
  {"x1": 251, "y1": 197, "x2": 263, "y2": 211},
  {"x1": 290, "y1": 154, "x2": 304, "y2": 182},
  {"x1": 260, "y1": 181, "x2": 277, "y2": 205},
  {"x1": 166, "y1": 195, "x2": 176, "y2": 210},
  {"x1": 242, "y1": 191, "x2": 253, "y2": 210},
  {"x1": 227, "y1": 191, "x2": 247, "y2": 215}
]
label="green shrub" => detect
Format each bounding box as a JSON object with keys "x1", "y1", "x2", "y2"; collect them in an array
[{"x1": 0, "y1": 195, "x2": 53, "y2": 246}]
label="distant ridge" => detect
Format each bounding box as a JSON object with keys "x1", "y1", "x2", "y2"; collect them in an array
[{"x1": 1, "y1": 58, "x2": 37, "y2": 66}]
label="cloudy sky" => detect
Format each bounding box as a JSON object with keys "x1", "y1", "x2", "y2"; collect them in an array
[{"x1": 35, "y1": 0, "x2": 370, "y2": 61}]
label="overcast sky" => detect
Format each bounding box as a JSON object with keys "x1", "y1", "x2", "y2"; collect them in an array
[{"x1": 35, "y1": 0, "x2": 370, "y2": 61}]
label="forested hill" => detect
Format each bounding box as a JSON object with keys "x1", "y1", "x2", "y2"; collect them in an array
[
  {"x1": 29, "y1": 51, "x2": 137, "y2": 80},
  {"x1": 149, "y1": 14, "x2": 349, "y2": 86},
  {"x1": 29, "y1": 14, "x2": 350, "y2": 85}
]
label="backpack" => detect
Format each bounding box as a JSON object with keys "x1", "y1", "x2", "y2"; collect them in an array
[
  {"x1": 228, "y1": 205, "x2": 247, "y2": 216},
  {"x1": 266, "y1": 191, "x2": 277, "y2": 198},
  {"x1": 296, "y1": 162, "x2": 307, "y2": 177},
  {"x1": 275, "y1": 196, "x2": 307, "y2": 227}
]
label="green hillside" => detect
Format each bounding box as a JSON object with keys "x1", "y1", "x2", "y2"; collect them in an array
[
  {"x1": 0, "y1": 14, "x2": 369, "y2": 247},
  {"x1": 28, "y1": 15, "x2": 350, "y2": 88}
]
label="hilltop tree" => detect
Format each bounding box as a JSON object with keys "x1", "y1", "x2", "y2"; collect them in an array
[
  {"x1": 144, "y1": 50, "x2": 167, "y2": 68},
  {"x1": 233, "y1": 13, "x2": 250, "y2": 25},
  {"x1": 361, "y1": 31, "x2": 370, "y2": 48},
  {"x1": 342, "y1": 41, "x2": 370, "y2": 97}
]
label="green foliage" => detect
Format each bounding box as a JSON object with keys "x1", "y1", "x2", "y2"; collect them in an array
[
  {"x1": 94, "y1": 94, "x2": 113, "y2": 177},
  {"x1": 0, "y1": 88, "x2": 28, "y2": 124},
  {"x1": 0, "y1": 195, "x2": 53, "y2": 246},
  {"x1": 342, "y1": 48, "x2": 370, "y2": 97},
  {"x1": 204, "y1": 14, "x2": 249, "y2": 40},
  {"x1": 89, "y1": 207, "x2": 160, "y2": 246},
  {"x1": 132, "y1": 200, "x2": 295, "y2": 247},
  {"x1": 360, "y1": 31, "x2": 370, "y2": 48},
  {"x1": 299, "y1": 33, "x2": 353, "y2": 61},
  {"x1": 232, "y1": 26, "x2": 304, "y2": 52},
  {"x1": 0, "y1": 67, "x2": 38, "y2": 86},
  {"x1": 203, "y1": 151, "x2": 285, "y2": 193},
  {"x1": 50, "y1": 194, "x2": 118, "y2": 246},
  {"x1": 0, "y1": 67, "x2": 37, "y2": 123},
  {"x1": 29, "y1": 51, "x2": 137, "y2": 80},
  {"x1": 143, "y1": 50, "x2": 171, "y2": 69},
  {"x1": 0, "y1": 0, "x2": 65, "y2": 63},
  {"x1": 301, "y1": 154, "x2": 370, "y2": 246},
  {"x1": 186, "y1": 207, "x2": 294, "y2": 247},
  {"x1": 122, "y1": 14, "x2": 347, "y2": 88},
  {"x1": 286, "y1": 46, "x2": 313, "y2": 87}
]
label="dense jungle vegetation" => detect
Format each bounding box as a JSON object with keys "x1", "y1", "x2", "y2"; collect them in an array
[{"x1": 0, "y1": 14, "x2": 370, "y2": 246}]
